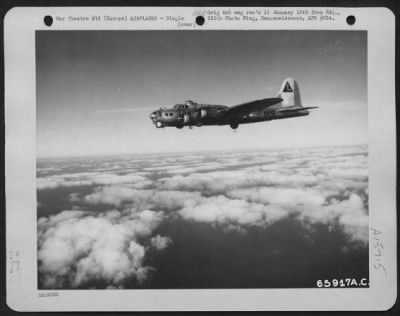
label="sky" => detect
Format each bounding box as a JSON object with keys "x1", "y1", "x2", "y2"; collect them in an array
[{"x1": 36, "y1": 30, "x2": 367, "y2": 158}]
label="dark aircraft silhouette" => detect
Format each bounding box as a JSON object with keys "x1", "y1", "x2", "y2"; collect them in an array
[{"x1": 150, "y1": 78, "x2": 317, "y2": 130}]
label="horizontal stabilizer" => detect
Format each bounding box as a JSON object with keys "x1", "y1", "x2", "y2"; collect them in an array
[
  {"x1": 222, "y1": 97, "x2": 282, "y2": 120},
  {"x1": 277, "y1": 106, "x2": 318, "y2": 113}
]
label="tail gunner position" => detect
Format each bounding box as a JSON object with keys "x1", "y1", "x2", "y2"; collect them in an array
[{"x1": 149, "y1": 78, "x2": 318, "y2": 130}]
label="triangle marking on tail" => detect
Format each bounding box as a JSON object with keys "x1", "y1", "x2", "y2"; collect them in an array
[{"x1": 283, "y1": 82, "x2": 293, "y2": 92}]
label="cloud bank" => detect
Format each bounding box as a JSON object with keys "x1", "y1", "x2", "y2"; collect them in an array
[
  {"x1": 37, "y1": 145, "x2": 369, "y2": 288},
  {"x1": 37, "y1": 172, "x2": 151, "y2": 190},
  {"x1": 38, "y1": 208, "x2": 169, "y2": 289}
]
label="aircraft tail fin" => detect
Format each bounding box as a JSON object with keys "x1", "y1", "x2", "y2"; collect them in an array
[{"x1": 277, "y1": 78, "x2": 302, "y2": 107}]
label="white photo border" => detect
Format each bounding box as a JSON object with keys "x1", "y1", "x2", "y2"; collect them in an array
[{"x1": 4, "y1": 7, "x2": 396, "y2": 311}]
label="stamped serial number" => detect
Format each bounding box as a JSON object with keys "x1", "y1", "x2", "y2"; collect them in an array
[
  {"x1": 316, "y1": 278, "x2": 369, "y2": 288},
  {"x1": 38, "y1": 292, "x2": 59, "y2": 298}
]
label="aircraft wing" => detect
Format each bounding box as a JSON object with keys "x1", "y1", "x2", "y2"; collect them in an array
[{"x1": 220, "y1": 97, "x2": 282, "y2": 120}]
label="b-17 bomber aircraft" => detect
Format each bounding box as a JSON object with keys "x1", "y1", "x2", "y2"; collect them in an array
[{"x1": 149, "y1": 78, "x2": 318, "y2": 130}]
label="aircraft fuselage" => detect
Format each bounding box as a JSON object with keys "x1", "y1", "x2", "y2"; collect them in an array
[
  {"x1": 149, "y1": 78, "x2": 316, "y2": 129},
  {"x1": 150, "y1": 103, "x2": 309, "y2": 129}
]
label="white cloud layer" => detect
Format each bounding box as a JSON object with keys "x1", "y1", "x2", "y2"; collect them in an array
[
  {"x1": 38, "y1": 209, "x2": 170, "y2": 289},
  {"x1": 180, "y1": 195, "x2": 288, "y2": 227},
  {"x1": 84, "y1": 186, "x2": 202, "y2": 211},
  {"x1": 38, "y1": 145, "x2": 369, "y2": 288},
  {"x1": 150, "y1": 235, "x2": 173, "y2": 250},
  {"x1": 37, "y1": 172, "x2": 151, "y2": 190},
  {"x1": 154, "y1": 145, "x2": 368, "y2": 245}
]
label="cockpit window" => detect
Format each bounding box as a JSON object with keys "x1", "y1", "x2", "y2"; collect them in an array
[{"x1": 173, "y1": 104, "x2": 190, "y2": 110}]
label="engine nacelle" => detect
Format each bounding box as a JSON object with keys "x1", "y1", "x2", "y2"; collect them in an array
[
  {"x1": 183, "y1": 113, "x2": 190, "y2": 124},
  {"x1": 200, "y1": 108, "x2": 207, "y2": 118}
]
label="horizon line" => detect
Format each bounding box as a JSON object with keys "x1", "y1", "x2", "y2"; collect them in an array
[{"x1": 36, "y1": 143, "x2": 368, "y2": 160}]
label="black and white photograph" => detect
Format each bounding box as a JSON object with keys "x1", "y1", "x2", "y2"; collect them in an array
[
  {"x1": 36, "y1": 30, "x2": 369, "y2": 290},
  {"x1": 4, "y1": 6, "x2": 396, "y2": 311}
]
